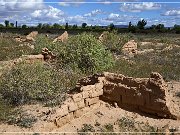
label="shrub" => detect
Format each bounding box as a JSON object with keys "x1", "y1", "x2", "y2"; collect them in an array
[
  {"x1": 7, "y1": 109, "x2": 37, "y2": 128},
  {"x1": 0, "y1": 37, "x2": 32, "y2": 61},
  {"x1": 0, "y1": 62, "x2": 80, "y2": 106},
  {"x1": 118, "y1": 117, "x2": 136, "y2": 132},
  {"x1": 78, "y1": 124, "x2": 95, "y2": 134},
  {"x1": 109, "y1": 46, "x2": 180, "y2": 81},
  {"x1": 0, "y1": 96, "x2": 12, "y2": 122},
  {"x1": 117, "y1": 117, "x2": 162, "y2": 133},
  {"x1": 101, "y1": 31, "x2": 133, "y2": 54},
  {"x1": 104, "y1": 123, "x2": 114, "y2": 132},
  {"x1": 55, "y1": 33, "x2": 114, "y2": 73},
  {"x1": 33, "y1": 35, "x2": 54, "y2": 54}
]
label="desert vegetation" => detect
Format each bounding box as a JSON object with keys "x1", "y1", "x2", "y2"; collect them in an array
[{"x1": 0, "y1": 30, "x2": 179, "y2": 133}]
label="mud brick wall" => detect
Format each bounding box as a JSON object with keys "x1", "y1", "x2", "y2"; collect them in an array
[
  {"x1": 54, "y1": 76, "x2": 104, "y2": 127},
  {"x1": 13, "y1": 54, "x2": 44, "y2": 64},
  {"x1": 53, "y1": 72, "x2": 178, "y2": 128},
  {"x1": 102, "y1": 72, "x2": 177, "y2": 119}
]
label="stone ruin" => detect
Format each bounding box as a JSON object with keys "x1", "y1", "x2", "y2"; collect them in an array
[
  {"x1": 53, "y1": 72, "x2": 179, "y2": 128},
  {"x1": 25, "y1": 31, "x2": 38, "y2": 42},
  {"x1": 14, "y1": 31, "x2": 38, "y2": 43},
  {"x1": 53, "y1": 31, "x2": 68, "y2": 43},
  {"x1": 41, "y1": 48, "x2": 56, "y2": 61},
  {"x1": 98, "y1": 31, "x2": 109, "y2": 42},
  {"x1": 13, "y1": 54, "x2": 44, "y2": 65},
  {"x1": 122, "y1": 40, "x2": 138, "y2": 56},
  {"x1": 11, "y1": 47, "x2": 56, "y2": 65}
]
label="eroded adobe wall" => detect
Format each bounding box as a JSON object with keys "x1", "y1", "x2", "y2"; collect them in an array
[
  {"x1": 54, "y1": 75, "x2": 104, "y2": 127},
  {"x1": 53, "y1": 72, "x2": 179, "y2": 128},
  {"x1": 102, "y1": 72, "x2": 178, "y2": 119}
]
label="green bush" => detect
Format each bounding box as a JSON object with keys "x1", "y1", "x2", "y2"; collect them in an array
[
  {"x1": 7, "y1": 110, "x2": 37, "y2": 128},
  {"x1": 33, "y1": 35, "x2": 54, "y2": 54},
  {"x1": 55, "y1": 33, "x2": 114, "y2": 73},
  {"x1": 78, "y1": 124, "x2": 95, "y2": 134},
  {"x1": 103, "y1": 123, "x2": 114, "y2": 132},
  {"x1": 101, "y1": 31, "x2": 133, "y2": 54},
  {"x1": 0, "y1": 37, "x2": 32, "y2": 61},
  {"x1": 0, "y1": 96, "x2": 12, "y2": 122},
  {"x1": 0, "y1": 62, "x2": 80, "y2": 106},
  {"x1": 109, "y1": 45, "x2": 180, "y2": 81}
]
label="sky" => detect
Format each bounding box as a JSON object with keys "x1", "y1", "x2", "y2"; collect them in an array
[{"x1": 0, "y1": 0, "x2": 180, "y2": 27}]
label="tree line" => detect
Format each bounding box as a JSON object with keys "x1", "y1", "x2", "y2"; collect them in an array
[{"x1": 1, "y1": 19, "x2": 180, "y2": 33}]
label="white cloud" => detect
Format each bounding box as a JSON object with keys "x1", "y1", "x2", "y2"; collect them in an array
[
  {"x1": 107, "y1": 13, "x2": 120, "y2": 20},
  {"x1": 0, "y1": 0, "x2": 44, "y2": 11},
  {"x1": 163, "y1": 9, "x2": 180, "y2": 16},
  {"x1": 31, "y1": 6, "x2": 64, "y2": 20},
  {"x1": 58, "y1": 2, "x2": 70, "y2": 7},
  {"x1": 106, "y1": 13, "x2": 139, "y2": 24},
  {"x1": 67, "y1": 15, "x2": 86, "y2": 25},
  {"x1": 120, "y1": 2, "x2": 161, "y2": 12},
  {"x1": 96, "y1": 0, "x2": 140, "y2": 5},
  {"x1": 58, "y1": 0, "x2": 84, "y2": 7},
  {"x1": 0, "y1": 0, "x2": 44, "y2": 18},
  {"x1": 84, "y1": 9, "x2": 102, "y2": 17},
  {"x1": 0, "y1": 1, "x2": 65, "y2": 25}
]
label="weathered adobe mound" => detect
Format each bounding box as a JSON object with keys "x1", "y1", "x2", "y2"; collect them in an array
[
  {"x1": 14, "y1": 31, "x2": 38, "y2": 42},
  {"x1": 122, "y1": 40, "x2": 137, "y2": 56},
  {"x1": 102, "y1": 72, "x2": 178, "y2": 119},
  {"x1": 53, "y1": 31, "x2": 68, "y2": 43},
  {"x1": 53, "y1": 72, "x2": 179, "y2": 128}
]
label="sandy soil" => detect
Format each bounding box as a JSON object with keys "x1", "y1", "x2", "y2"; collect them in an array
[{"x1": 0, "y1": 93, "x2": 180, "y2": 134}]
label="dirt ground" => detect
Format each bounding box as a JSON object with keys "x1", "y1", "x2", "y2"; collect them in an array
[{"x1": 0, "y1": 81, "x2": 180, "y2": 134}]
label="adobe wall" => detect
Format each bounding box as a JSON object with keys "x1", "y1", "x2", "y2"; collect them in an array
[
  {"x1": 54, "y1": 75, "x2": 104, "y2": 127},
  {"x1": 102, "y1": 72, "x2": 177, "y2": 119},
  {"x1": 54, "y1": 72, "x2": 179, "y2": 128}
]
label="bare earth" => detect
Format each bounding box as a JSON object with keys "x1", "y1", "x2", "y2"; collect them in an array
[{"x1": 0, "y1": 81, "x2": 180, "y2": 134}]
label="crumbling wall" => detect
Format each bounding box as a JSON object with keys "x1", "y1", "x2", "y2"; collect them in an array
[
  {"x1": 53, "y1": 72, "x2": 179, "y2": 128},
  {"x1": 54, "y1": 75, "x2": 104, "y2": 127},
  {"x1": 102, "y1": 72, "x2": 178, "y2": 119},
  {"x1": 13, "y1": 54, "x2": 44, "y2": 64}
]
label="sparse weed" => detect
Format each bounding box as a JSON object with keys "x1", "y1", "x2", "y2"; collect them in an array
[
  {"x1": 118, "y1": 117, "x2": 136, "y2": 132},
  {"x1": 7, "y1": 109, "x2": 37, "y2": 128},
  {"x1": 0, "y1": 36, "x2": 32, "y2": 61},
  {"x1": 0, "y1": 96, "x2": 12, "y2": 122},
  {"x1": 78, "y1": 124, "x2": 95, "y2": 135},
  {"x1": 104, "y1": 123, "x2": 114, "y2": 132},
  {"x1": 109, "y1": 46, "x2": 180, "y2": 81}
]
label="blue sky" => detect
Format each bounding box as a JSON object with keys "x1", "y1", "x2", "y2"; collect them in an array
[{"x1": 0, "y1": 0, "x2": 180, "y2": 27}]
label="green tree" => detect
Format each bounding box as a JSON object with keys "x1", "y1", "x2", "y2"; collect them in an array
[
  {"x1": 109, "y1": 23, "x2": 115, "y2": 31},
  {"x1": 65, "y1": 22, "x2": 68, "y2": 30},
  {"x1": 128, "y1": 21, "x2": 137, "y2": 33},
  {"x1": 0, "y1": 24, "x2": 4, "y2": 27},
  {"x1": 22, "y1": 25, "x2": 27, "y2": 29},
  {"x1": 16, "y1": 21, "x2": 18, "y2": 28},
  {"x1": 156, "y1": 24, "x2": 164, "y2": 30},
  {"x1": 10, "y1": 23, "x2": 14, "y2": 27},
  {"x1": 137, "y1": 19, "x2": 147, "y2": 29},
  {"x1": 82, "y1": 23, "x2": 87, "y2": 28},
  {"x1": 72, "y1": 24, "x2": 78, "y2": 29},
  {"x1": 37, "y1": 23, "x2": 42, "y2": 29},
  {"x1": 53, "y1": 23, "x2": 60, "y2": 29},
  {"x1": 4, "y1": 20, "x2": 9, "y2": 27},
  {"x1": 173, "y1": 24, "x2": 180, "y2": 34},
  {"x1": 42, "y1": 23, "x2": 51, "y2": 29},
  {"x1": 150, "y1": 25, "x2": 156, "y2": 29},
  {"x1": 128, "y1": 21, "x2": 132, "y2": 29}
]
